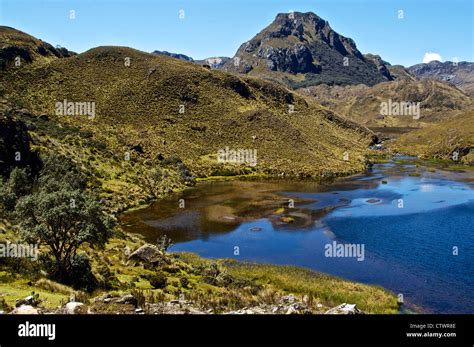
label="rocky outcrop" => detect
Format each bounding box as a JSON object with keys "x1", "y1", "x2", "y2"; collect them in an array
[
  {"x1": 63, "y1": 302, "x2": 85, "y2": 314},
  {"x1": 0, "y1": 101, "x2": 41, "y2": 177},
  {"x1": 128, "y1": 244, "x2": 168, "y2": 267},
  {"x1": 10, "y1": 290, "x2": 365, "y2": 315},
  {"x1": 224, "y1": 12, "x2": 393, "y2": 88},
  {"x1": 325, "y1": 303, "x2": 364, "y2": 314},
  {"x1": 90, "y1": 293, "x2": 314, "y2": 314},
  {"x1": 10, "y1": 305, "x2": 40, "y2": 314},
  {"x1": 0, "y1": 26, "x2": 74, "y2": 70},
  {"x1": 364, "y1": 54, "x2": 393, "y2": 81},
  {"x1": 200, "y1": 57, "x2": 231, "y2": 69},
  {"x1": 259, "y1": 44, "x2": 320, "y2": 73}
]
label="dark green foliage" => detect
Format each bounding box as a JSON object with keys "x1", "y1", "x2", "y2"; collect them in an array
[
  {"x1": 97, "y1": 264, "x2": 119, "y2": 290},
  {"x1": 0, "y1": 112, "x2": 41, "y2": 177},
  {"x1": 0, "y1": 253, "x2": 42, "y2": 279},
  {"x1": 0, "y1": 296, "x2": 12, "y2": 312},
  {"x1": 67, "y1": 254, "x2": 98, "y2": 291},
  {"x1": 0, "y1": 167, "x2": 32, "y2": 212},
  {"x1": 179, "y1": 276, "x2": 189, "y2": 288},
  {"x1": 161, "y1": 155, "x2": 182, "y2": 166},
  {"x1": 10, "y1": 154, "x2": 115, "y2": 283},
  {"x1": 39, "y1": 252, "x2": 98, "y2": 291},
  {"x1": 148, "y1": 272, "x2": 167, "y2": 289},
  {"x1": 176, "y1": 162, "x2": 195, "y2": 185},
  {"x1": 162, "y1": 156, "x2": 195, "y2": 185},
  {"x1": 37, "y1": 153, "x2": 87, "y2": 191}
]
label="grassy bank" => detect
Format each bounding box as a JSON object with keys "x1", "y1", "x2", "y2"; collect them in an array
[
  {"x1": 0, "y1": 226, "x2": 399, "y2": 313},
  {"x1": 391, "y1": 110, "x2": 473, "y2": 165}
]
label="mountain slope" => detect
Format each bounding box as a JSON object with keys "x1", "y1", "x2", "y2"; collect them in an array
[
  {"x1": 1, "y1": 37, "x2": 376, "y2": 183},
  {"x1": 386, "y1": 65, "x2": 416, "y2": 81},
  {"x1": 392, "y1": 110, "x2": 474, "y2": 164},
  {"x1": 223, "y1": 12, "x2": 392, "y2": 88},
  {"x1": 408, "y1": 61, "x2": 474, "y2": 96},
  {"x1": 0, "y1": 26, "x2": 74, "y2": 70},
  {"x1": 299, "y1": 80, "x2": 473, "y2": 138}
]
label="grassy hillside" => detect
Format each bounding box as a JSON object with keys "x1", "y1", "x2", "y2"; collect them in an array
[
  {"x1": 0, "y1": 28, "x2": 401, "y2": 315},
  {"x1": 391, "y1": 110, "x2": 474, "y2": 164},
  {"x1": 0, "y1": 26, "x2": 74, "y2": 70},
  {"x1": 1, "y1": 44, "x2": 375, "y2": 182},
  {"x1": 299, "y1": 80, "x2": 473, "y2": 138}
]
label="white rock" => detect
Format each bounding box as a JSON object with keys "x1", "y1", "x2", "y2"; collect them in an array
[
  {"x1": 11, "y1": 305, "x2": 39, "y2": 314},
  {"x1": 325, "y1": 303, "x2": 363, "y2": 314},
  {"x1": 64, "y1": 302, "x2": 84, "y2": 314}
]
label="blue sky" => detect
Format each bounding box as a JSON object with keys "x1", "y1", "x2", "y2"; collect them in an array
[{"x1": 0, "y1": 0, "x2": 472, "y2": 66}]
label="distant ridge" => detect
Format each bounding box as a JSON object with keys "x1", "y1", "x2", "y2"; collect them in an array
[
  {"x1": 152, "y1": 50, "x2": 194, "y2": 62},
  {"x1": 408, "y1": 61, "x2": 474, "y2": 96}
]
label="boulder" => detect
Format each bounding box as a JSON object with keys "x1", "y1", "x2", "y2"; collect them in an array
[
  {"x1": 281, "y1": 294, "x2": 295, "y2": 304},
  {"x1": 15, "y1": 295, "x2": 35, "y2": 307},
  {"x1": 325, "y1": 303, "x2": 363, "y2": 314},
  {"x1": 117, "y1": 294, "x2": 138, "y2": 307},
  {"x1": 64, "y1": 302, "x2": 85, "y2": 314},
  {"x1": 286, "y1": 306, "x2": 299, "y2": 314},
  {"x1": 15, "y1": 294, "x2": 40, "y2": 307},
  {"x1": 129, "y1": 244, "x2": 165, "y2": 266},
  {"x1": 11, "y1": 305, "x2": 39, "y2": 314}
]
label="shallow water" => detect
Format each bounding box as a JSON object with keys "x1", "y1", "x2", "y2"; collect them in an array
[{"x1": 121, "y1": 158, "x2": 474, "y2": 313}]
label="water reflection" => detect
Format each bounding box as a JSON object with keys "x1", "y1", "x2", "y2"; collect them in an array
[{"x1": 121, "y1": 159, "x2": 474, "y2": 313}]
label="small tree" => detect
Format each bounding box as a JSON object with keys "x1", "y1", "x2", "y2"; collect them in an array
[
  {"x1": 0, "y1": 167, "x2": 32, "y2": 212},
  {"x1": 16, "y1": 187, "x2": 114, "y2": 278},
  {"x1": 14, "y1": 154, "x2": 114, "y2": 279}
]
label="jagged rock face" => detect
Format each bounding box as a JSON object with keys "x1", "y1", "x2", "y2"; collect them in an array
[
  {"x1": 364, "y1": 54, "x2": 393, "y2": 81},
  {"x1": 408, "y1": 61, "x2": 474, "y2": 96},
  {"x1": 259, "y1": 44, "x2": 320, "y2": 73},
  {"x1": 202, "y1": 57, "x2": 230, "y2": 69},
  {"x1": 387, "y1": 64, "x2": 416, "y2": 81},
  {"x1": 224, "y1": 12, "x2": 392, "y2": 88}
]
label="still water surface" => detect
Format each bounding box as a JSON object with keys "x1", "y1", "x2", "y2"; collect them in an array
[{"x1": 121, "y1": 158, "x2": 474, "y2": 313}]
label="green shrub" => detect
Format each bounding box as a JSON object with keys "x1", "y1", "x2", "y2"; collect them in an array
[{"x1": 149, "y1": 272, "x2": 167, "y2": 289}]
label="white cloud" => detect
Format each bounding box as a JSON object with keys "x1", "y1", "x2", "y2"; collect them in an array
[{"x1": 423, "y1": 52, "x2": 442, "y2": 64}]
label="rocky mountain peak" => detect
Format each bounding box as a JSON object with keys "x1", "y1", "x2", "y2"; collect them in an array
[{"x1": 224, "y1": 11, "x2": 392, "y2": 88}]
